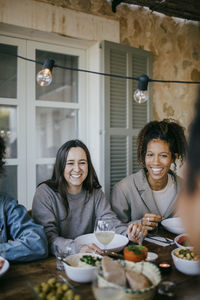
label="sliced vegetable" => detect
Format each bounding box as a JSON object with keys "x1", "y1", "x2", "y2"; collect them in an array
[{"x1": 80, "y1": 255, "x2": 102, "y2": 266}]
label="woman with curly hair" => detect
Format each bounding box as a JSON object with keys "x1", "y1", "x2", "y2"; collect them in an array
[{"x1": 111, "y1": 119, "x2": 187, "y2": 231}]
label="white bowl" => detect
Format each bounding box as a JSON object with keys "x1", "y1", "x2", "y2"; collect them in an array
[
  {"x1": 146, "y1": 252, "x2": 158, "y2": 262},
  {"x1": 75, "y1": 233, "x2": 129, "y2": 252},
  {"x1": 174, "y1": 233, "x2": 192, "y2": 249},
  {"x1": 171, "y1": 248, "x2": 200, "y2": 275},
  {"x1": 161, "y1": 217, "x2": 184, "y2": 234},
  {"x1": 63, "y1": 253, "x2": 102, "y2": 283}
]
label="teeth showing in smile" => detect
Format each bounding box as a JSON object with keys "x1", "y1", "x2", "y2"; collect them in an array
[
  {"x1": 71, "y1": 174, "x2": 81, "y2": 178},
  {"x1": 151, "y1": 168, "x2": 163, "y2": 174}
]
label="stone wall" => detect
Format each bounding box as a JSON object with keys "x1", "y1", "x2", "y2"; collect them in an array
[{"x1": 34, "y1": 0, "x2": 200, "y2": 130}]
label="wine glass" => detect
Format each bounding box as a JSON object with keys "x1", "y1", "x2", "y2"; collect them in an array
[{"x1": 94, "y1": 218, "x2": 115, "y2": 251}]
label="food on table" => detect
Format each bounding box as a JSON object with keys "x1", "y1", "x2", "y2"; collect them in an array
[
  {"x1": 101, "y1": 257, "x2": 152, "y2": 290},
  {"x1": 126, "y1": 269, "x2": 151, "y2": 289},
  {"x1": 79, "y1": 255, "x2": 102, "y2": 267},
  {"x1": 124, "y1": 245, "x2": 148, "y2": 262},
  {"x1": 177, "y1": 235, "x2": 191, "y2": 247},
  {"x1": 0, "y1": 259, "x2": 5, "y2": 270},
  {"x1": 174, "y1": 248, "x2": 200, "y2": 261},
  {"x1": 101, "y1": 256, "x2": 126, "y2": 287},
  {"x1": 64, "y1": 254, "x2": 102, "y2": 268},
  {"x1": 33, "y1": 277, "x2": 81, "y2": 300}
]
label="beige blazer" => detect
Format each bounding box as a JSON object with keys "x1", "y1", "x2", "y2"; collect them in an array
[{"x1": 111, "y1": 169, "x2": 182, "y2": 223}]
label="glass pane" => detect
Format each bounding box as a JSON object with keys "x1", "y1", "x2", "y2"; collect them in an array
[
  {"x1": 36, "y1": 107, "x2": 78, "y2": 158},
  {"x1": 0, "y1": 44, "x2": 17, "y2": 98},
  {"x1": 36, "y1": 50, "x2": 78, "y2": 102},
  {"x1": 0, "y1": 166, "x2": 17, "y2": 200},
  {"x1": 0, "y1": 106, "x2": 17, "y2": 158},
  {"x1": 36, "y1": 164, "x2": 54, "y2": 186}
]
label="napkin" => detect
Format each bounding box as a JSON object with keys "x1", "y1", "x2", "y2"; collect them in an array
[{"x1": 145, "y1": 235, "x2": 174, "y2": 247}]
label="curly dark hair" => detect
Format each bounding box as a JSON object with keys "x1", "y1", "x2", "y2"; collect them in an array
[
  {"x1": 0, "y1": 136, "x2": 6, "y2": 175},
  {"x1": 137, "y1": 119, "x2": 187, "y2": 171},
  {"x1": 187, "y1": 88, "x2": 200, "y2": 194},
  {"x1": 41, "y1": 139, "x2": 101, "y2": 213}
]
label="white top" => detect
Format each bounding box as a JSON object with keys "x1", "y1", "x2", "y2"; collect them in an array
[{"x1": 152, "y1": 174, "x2": 176, "y2": 217}]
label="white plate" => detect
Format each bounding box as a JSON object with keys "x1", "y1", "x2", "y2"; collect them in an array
[
  {"x1": 0, "y1": 256, "x2": 9, "y2": 277},
  {"x1": 75, "y1": 233, "x2": 129, "y2": 252},
  {"x1": 161, "y1": 217, "x2": 184, "y2": 235},
  {"x1": 146, "y1": 252, "x2": 158, "y2": 262}
]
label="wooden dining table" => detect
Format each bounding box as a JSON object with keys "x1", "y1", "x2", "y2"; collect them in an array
[{"x1": 1, "y1": 228, "x2": 200, "y2": 300}]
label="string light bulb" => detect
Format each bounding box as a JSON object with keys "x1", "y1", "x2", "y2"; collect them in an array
[
  {"x1": 134, "y1": 74, "x2": 149, "y2": 104},
  {"x1": 36, "y1": 59, "x2": 55, "y2": 86}
]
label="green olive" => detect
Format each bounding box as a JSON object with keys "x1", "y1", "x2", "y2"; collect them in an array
[
  {"x1": 47, "y1": 278, "x2": 56, "y2": 286},
  {"x1": 38, "y1": 292, "x2": 46, "y2": 300},
  {"x1": 62, "y1": 283, "x2": 69, "y2": 291},
  {"x1": 74, "y1": 295, "x2": 81, "y2": 300},
  {"x1": 64, "y1": 289, "x2": 74, "y2": 300}
]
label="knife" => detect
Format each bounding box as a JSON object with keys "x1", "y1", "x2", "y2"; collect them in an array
[{"x1": 103, "y1": 250, "x2": 124, "y2": 259}]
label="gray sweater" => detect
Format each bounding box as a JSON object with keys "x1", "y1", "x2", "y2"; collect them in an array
[
  {"x1": 32, "y1": 183, "x2": 128, "y2": 254},
  {"x1": 111, "y1": 169, "x2": 182, "y2": 223}
]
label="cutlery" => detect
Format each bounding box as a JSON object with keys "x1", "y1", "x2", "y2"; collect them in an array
[
  {"x1": 147, "y1": 235, "x2": 174, "y2": 245},
  {"x1": 139, "y1": 232, "x2": 144, "y2": 245},
  {"x1": 57, "y1": 256, "x2": 71, "y2": 266},
  {"x1": 147, "y1": 234, "x2": 173, "y2": 243},
  {"x1": 58, "y1": 274, "x2": 76, "y2": 291},
  {"x1": 103, "y1": 250, "x2": 124, "y2": 259}
]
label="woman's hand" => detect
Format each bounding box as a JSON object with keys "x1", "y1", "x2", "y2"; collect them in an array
[
  {"x1": 141, "y1": 213, "x2": 162, "y2": 231},
  {"x1": 79, "y1": 243, "x2": 103, "y2": 255},
  {"x1": 127, "y1": 222, "x2": 147, "y2": 244}
]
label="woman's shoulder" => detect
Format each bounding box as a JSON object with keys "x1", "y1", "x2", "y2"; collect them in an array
[
  {"x1": 35, "y1": 182, "x2": 58, "y2": 197},
  {"x1": 115, "y1": 169, "x2": 145, "y2": 189}
]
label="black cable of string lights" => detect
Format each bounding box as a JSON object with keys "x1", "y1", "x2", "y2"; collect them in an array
[{"x1": 1, "y1": 51, "x2": 200, "y2": 85}]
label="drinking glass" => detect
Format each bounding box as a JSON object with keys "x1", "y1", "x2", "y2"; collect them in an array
[
  {"x1": 94, "y1": 218, "x2": 115, "y2": 251},
  {"x1": 92, "y1": 267, "x2": 124, "y2": 300}
]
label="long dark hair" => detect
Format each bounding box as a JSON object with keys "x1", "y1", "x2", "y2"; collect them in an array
[
  {"x1": 41, "y1": 139, "x2": 101, "y2": 209},
  {"x1": 137, "y1": 119, "x2": 187, "y2": 171},
  {"x1": 0, "y1": 136, "x2": 6, "y2": 175},
  {"x1": 187, "y1": 88, "x2": 200, "y2": 193}
]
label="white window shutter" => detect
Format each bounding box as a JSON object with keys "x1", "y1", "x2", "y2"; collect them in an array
[{"x1": 101, "y1": 41, "x2": 153, "y2": 198}]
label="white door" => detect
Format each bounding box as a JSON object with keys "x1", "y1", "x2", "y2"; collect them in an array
[{"x1": 0, "y1": 35, "x2": 87, "y2": 208}]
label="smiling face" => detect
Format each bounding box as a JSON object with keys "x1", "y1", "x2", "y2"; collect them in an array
[
  {"x1": 64, "y1": 147, "x2": 88, "y2": 194},
  {"x1": 145, "y1": 139, "x2": 173, "y2": 190}
]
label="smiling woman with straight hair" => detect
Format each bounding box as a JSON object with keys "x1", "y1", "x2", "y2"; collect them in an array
[
  {"x1": 32, "y1": 139, "x2": 146, "y2": 256},
  {"x1": 111, "y1": 119, "x2": 187, "y2": 232}
]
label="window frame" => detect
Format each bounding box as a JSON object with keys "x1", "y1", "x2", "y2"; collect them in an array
[{"x1": 0, "y1": 34, "x2": 87, "y2": 208}]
